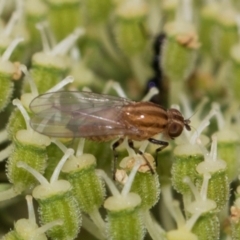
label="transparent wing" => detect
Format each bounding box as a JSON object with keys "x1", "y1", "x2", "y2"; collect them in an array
[{"x1": 30, "y1": 91, "x2": 139, "y2": 138}]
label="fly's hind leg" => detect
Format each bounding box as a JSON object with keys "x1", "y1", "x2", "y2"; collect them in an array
[
  {"x1": 112, "y1": 137, "x2": 124, "y2": 180},
  {"x1": 128, "y1": 139, "x2": 155, "y2": 174},
  {"x1": 148, "y1": 138, "x2": 169, "y2": 166}
]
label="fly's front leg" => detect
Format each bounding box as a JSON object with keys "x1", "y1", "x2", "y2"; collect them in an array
[
  {"x1": 148, "y1": 138, "x2": 169, "y2": 166},
  {"x1": 128, "y1": 139, "x2": 155, "y2": 175},
  {"x1": 112, "y1": 137, "x2": 124, "y2": 180}
]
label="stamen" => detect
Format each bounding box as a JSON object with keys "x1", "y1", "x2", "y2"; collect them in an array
[
  {"x1": 102, "y1": 80, "x2": 127, "y2": 98},
  {"x1": 1, "y1": 37, "x2": 24, "y2": 61},
  {"x1": 46, "y1": 76, "x2": 74, "y2": 93},
  {"x1": 20, "y1": 65, "x2": 38, "y2": 97},
  {"x1": 12, "y1": 99, "x2": 30, "y2": 130}
]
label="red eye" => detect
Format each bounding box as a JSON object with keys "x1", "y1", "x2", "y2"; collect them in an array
[{"x1": 168, "y1": 122, "x2": 183, "y2": 138}]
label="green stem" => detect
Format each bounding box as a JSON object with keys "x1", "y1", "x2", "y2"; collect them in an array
[
  {"x1": 0, "y1": 144, "x2": 13, "y2": 162},
  {"x1": 89, "y1": 208, "x2": 106, "y2": 239},
  {"x1": 82, "y1": 214, "x2": 106, "y2": 240},
  {"x1": 143, "y1": 210, "x2": 167, "y2": 240},
  {"x1": 0, "y1": 186, "x2": 20, "y2": 201}
]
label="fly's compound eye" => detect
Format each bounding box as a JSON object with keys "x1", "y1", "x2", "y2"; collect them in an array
[{"x1": 168, "y1": 122, "x2": 183, "y2": 138}]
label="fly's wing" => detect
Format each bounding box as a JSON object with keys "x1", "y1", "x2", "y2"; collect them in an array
[{"x1": 30, "y1": 91, "x2": 140, "y2": 138}]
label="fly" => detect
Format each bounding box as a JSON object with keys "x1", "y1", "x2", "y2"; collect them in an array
[{"x1": 30, "y1": 91, "x2": 191, "y2": 176}]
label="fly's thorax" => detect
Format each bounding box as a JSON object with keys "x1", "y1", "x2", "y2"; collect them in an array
[
  {"x1": 166, "y1": 108, "x2": 185, "y2": 138},
  {"x1": 122, "y1": 102, "x2": 168, "y2": 140}
]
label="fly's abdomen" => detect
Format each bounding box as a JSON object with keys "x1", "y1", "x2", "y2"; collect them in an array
[{"x1": 122, "y1": 102, "x2": 168, "y2": 140}]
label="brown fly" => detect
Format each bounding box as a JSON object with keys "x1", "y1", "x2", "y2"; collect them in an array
[{"x1": 30, "y1": 91, "x2": 191, "y2": 176}]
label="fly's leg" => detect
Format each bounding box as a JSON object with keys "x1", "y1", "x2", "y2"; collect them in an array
[
  {"x1": 112, "y1": 137, "x2": 124, "y2": 180},
  {"x1": 128, "y1": 139, "x2": 155, "y2": 174},
  {"x1": 148, "y1": 138, "x2": 169, "y2": 166}
]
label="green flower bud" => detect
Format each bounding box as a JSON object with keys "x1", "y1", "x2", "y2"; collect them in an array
[
  {"x1": 7, "y1": 64, "x2": 40, "y2": 141},
  {"x1": 98, "y1": 153, "x2": 150, "y2": 240},
  {"x1": 2, "y1": 195, "x2": 62, "y2": 240},
  {"x1": 35, "y1": 184, "x2": 80, "y2": 240},
  {"x1": 62, "y1": 153, "x2": 105, "y2": 214},
  {"x1": 27, "y1": 28, "x2": 83, "y2": 93},
  {"x1": 5, "y1": 98, "x2": 50, "y2": 193},
  {"x1": 30, "y1": 52, "x2": 70, "y2": 94},
  {"x1": 172, "y1": 145, "x2": 203, "y2": 195},
  {"x1": 25, "y1": 0, "x2": 49, "y2": 51},
  {"x1": 161, "y1": 22, "x2": 200, "y2": 82},
  {"x1": 215, "y1": 129, "x2": 239, "y2": 181},
  {"x1": 196, "y1": 136, "x2": 229, "y2": 212},
  {"x1": 18, "y1": 149, "x2": 82, "y2": 240},
  {"x1": 199, "y1": 3, "x2": 219, "y2": 54},
  {"x1": 168, "y1": 172, "x2": 217, "y2": 240},
  {"x1": 82, "y1": 0, "x2": 112, "y2": 24},
  {"x1": 212, "y1": 5, "x2": 238, "y2": 61},
  {"x1": 192, "y1": 214, "x2": 219, "y2": 240},
  {"x1": 115, "y1": 1, "x2": 148, "y2": 56},
  {"x1": 104, "y1": 193, "x2": 144, "y2": 240},
  {"x1": 197, "y1": 169, "x2": 229, "y2": 212},
  {"x1": 119, "y1": 154, "x2": 160, "y2": 210},
  {"x1": 187, "y1": 180, "x2": 217, "y2": 236},
  {"x1": 47, "y1": 0, "x2": 82, "y2": 40},
  {"x1": 7, "y1": 129, "x2": 51, "y2": 192}
]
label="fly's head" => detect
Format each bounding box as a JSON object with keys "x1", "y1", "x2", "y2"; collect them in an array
[{"x1": 166, "y1": 108, "x2": 191, "y2": 139}]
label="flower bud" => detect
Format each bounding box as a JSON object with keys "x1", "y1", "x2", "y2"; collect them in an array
[
  {"x1": 28, "y1": 28, "x2": 83, "y2": 93},
  {"x1": 5, "y1": 98, "x2": 51, "y2": 192},
  {"x1": 99, "y1": 156, "x2": 147, "y2": 240},
  {"x1": 212, "y1": 4, "x2": 238, "y2": 61},
  {"x1": 82, "y1": 0, "x2": 112, "y2": 24},
  {"x1": 192, "y1": 214, "x2": 219, "y2": 240},
  {"x1": 18, "y1": 149, "x2": 82, "y2": 240},
  {"x1": 199, "y1": 2, "x2": 219, "y2": 54},
  {"x1": 34, "y1": 183, "x2": 80, "y2": 240},
  {"x1": 2, "y1": 195, "x2": 62, "y2": 240},
  {"x1": 172, "y1": 103, "x2": 217, "y2": 195},
  {"x1": 119, "y1": 153, "x2": 160, "y2": 210},
  {"x1": 7, "y1": 129, "x2": 50, "y2": 192},
  {"x1": 62, "y1": 153, "x2": 105, "y2": 214},
  {"x1": 213, "y1": 104, "x2": 240, "y2": 181},
  {"x1": 30, "y1": 52, "x2": 70, "y2": 94},
  {"x1": 25, "y1": 0, "x2": 49, "y2": 51},
  {"x1": 184, "y1": 174, "x2": 218, "y2": 239},
  {"x1": 196, "y1": 136, "x2": 229, "y2": 212},
  {"x1": 161, "y1": 0, "x2": 200, "y2": 84},
  {"x1": 114, "y1": 0, "x2": 148, "y2": 56},
  {"x1": 48, "y1": 0, "x2": 82, "y2": 40},
  {"x1": 172, "y1": 145, "x2": 203, "y2": 195},
  {"x1": 104, "y1": 193, "x2": 144, "y2": 240}
]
